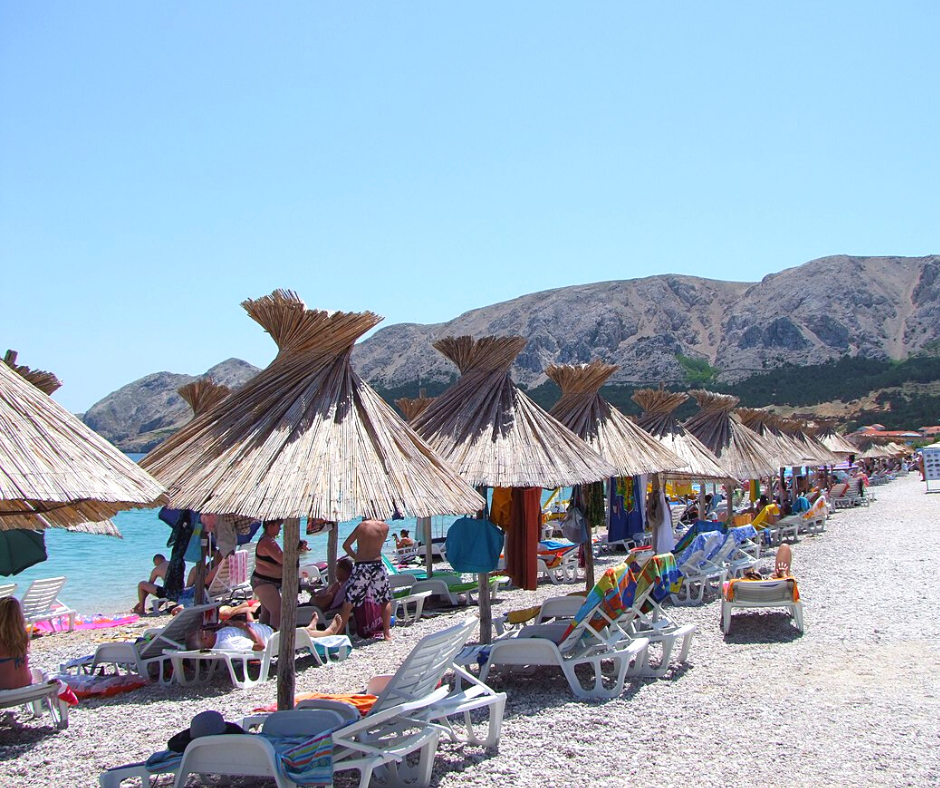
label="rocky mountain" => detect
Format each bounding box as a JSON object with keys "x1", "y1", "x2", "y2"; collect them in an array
[
  {"x1": 84, "y1": 255, "x2": 940, "y2": 450},
  {"x1": 82, "y1": 358, "x2": 259, "y2": 452},
  {"x1": 353, "y1": 254, "x2": 940, "y2": 388}
]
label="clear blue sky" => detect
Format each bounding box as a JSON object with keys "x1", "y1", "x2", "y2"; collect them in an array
[{"x1": 2, "y1": 2, "x2": 938, "y2": 413}]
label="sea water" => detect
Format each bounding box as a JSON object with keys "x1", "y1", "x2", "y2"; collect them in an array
[{"x1": 9, "y1": 454, "x2": 564, "y2": 616}]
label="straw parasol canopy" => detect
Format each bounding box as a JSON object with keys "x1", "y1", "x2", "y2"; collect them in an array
[
  {"x1": 683, "y1": 391, "x2": 780, "y2": 479},
  {"x1": 632, "y1": 388, "x2": 734, "y2": 482},
  {"x1": 773, "y1": 416, "x2": 842, "y2": 466},
  {"x1": 736, "y1": 407, "x2": 806, "y2": 467},
  {"x1": 545, "y1": 361, "x2": 686, "y2": 477},
  {"x1": 177, "y1": 378, "x2": 231, "y2": 418},
  {"x1": 814, "y1": 419, "x2": 861, "y2": 456},
  {"x1": 410, "y1": 336, "x2": 617, "y2": 488},
  {"x1": 0, "y1": 355, "x2": 165, "y2": 534},
  {"x1": 142, "y1": 290, "x2": 484, "y2": 521},
  {"x1": 3, "y1": 350, "x2": 62, "y2": 396},
  {"x1": 395, "y1": 395, "x2": 435, "y2": 422}
]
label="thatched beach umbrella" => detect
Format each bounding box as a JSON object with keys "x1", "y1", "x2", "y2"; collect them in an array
[
  {"x1": 3, "y1": 350, "x2": 61, "y2": 396},
  {"x1": 632, "y1": 388, "x2": 733, "y2": 483},
  {"x1": 143, "y1": 290, "x2": 484, "y2": 708},
  {"x1": 177, "y1": 378, "x2": 232, "y2": 418},
  {"x1": 0, "y1": 352, "x2": 165, "y2": 534},
  {"x1": 775, "y1": 417, "x2": 842, "y2": 466},
  {"x1": 736, "y1": 407, "x2": 807, "y2": 468},
  {"x1": 395, "y1": 394, "x2": 435, "y2": 422},
  {"x1": 412, "y1": 336, "x2": 618, "y2": 639},
  {"x1": 684, "y1": 391, "x2": 780, "y2": 481},
  {"x1": 813, "y1": 419, "x2": 858, "y2": 456},
  {"x1": 546, "y1": 362, "x2": 686, "y2": 478},
  {"x1": 546, "y1": 361, "x2": 686, "y2": 586}
]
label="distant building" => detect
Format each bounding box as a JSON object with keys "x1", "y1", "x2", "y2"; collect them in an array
[{"x1": 852, "y1": 427, "x2": 924, "y2": 446}]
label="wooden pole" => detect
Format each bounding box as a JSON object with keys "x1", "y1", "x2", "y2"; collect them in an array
[
  {"x1": 277, "y1": 518, "x2": 300, "y2": 711},
  {"x1": 476, "y1": 486, "x2": 492, "y2": 645},
  {"x1": 418, "y1": 516, "x2": 433, "y2": 578},
  {"x1": 584, "y1": 483, "x2": 596, "y2": 591},
  {"x1": 327, "y1": 523, "x2": 338, "y2": 586},
  {"x1": 194, "y1": 536, "x2": 207, "y2": 606}
]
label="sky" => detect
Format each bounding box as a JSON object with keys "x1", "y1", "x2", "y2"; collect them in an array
[{"x1": 2, "y1": 2, "x2": 938, "y2": 413}]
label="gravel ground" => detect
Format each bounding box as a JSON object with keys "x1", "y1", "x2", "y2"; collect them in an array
[{"x1": 2, "y1": 474, "x2": 938, "y2": 787}]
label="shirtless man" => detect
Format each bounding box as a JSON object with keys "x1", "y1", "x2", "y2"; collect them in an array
[
  {"x1": 133, "y1": 554, "x2": 170, "y2": 614},
  {"x1": 338, "y1": 518, "x2": 392, "y2": 640}
]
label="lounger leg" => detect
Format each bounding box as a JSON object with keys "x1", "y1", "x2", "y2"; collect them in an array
[{"x1": 721, "y1": 603, "x2": 732, "y2": 634}]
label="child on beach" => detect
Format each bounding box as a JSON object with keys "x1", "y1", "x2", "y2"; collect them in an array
[{"x1": 0, "y1": 598, "x2": 31, "y2": 690}]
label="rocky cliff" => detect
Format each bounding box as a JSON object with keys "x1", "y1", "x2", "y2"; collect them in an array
[
  {"x1": 82, "y1": 358, "x2": 259, "y2": 452},
  {"x1": 84, "y1": 254, "x2": 940, "y2": 450},
  {"x1": 353, "y1": 254, "x2": 940, "y2": 387}
]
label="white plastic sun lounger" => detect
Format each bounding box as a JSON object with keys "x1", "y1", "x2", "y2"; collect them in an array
[
  {"x1": 20, "y1": 577, "x2": 76, "y2": 632},
  {"x1": 0, "y1": 669, "x2": 68, "y2": 730},
  {"x1": 721, "y1": 578, "x2": 804, "y2": 634}
]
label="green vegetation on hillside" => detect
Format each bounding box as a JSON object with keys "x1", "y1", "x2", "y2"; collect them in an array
[
  {"x1": 525, "y1": 354, "x2": 940, "y2": 431},
  {"x1": 676, "y1": 354, "x2": 719, "y2": 387}
]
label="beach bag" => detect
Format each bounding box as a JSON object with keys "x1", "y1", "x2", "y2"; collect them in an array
[
  {"x1": 353, "y1": 599, "x2": 384, "y2": 639},
  {"x1": 560, "y1": 506, "x2": 589, "y2": 544}
]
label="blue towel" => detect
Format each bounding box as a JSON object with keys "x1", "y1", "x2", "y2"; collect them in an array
[{"x1": 445, "y1": 517, "x2": 504, "y2": 573}]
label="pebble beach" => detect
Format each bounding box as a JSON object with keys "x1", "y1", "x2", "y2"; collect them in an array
[{"x1": 2, "y1": 473, "x2": 938, "y2": 787}]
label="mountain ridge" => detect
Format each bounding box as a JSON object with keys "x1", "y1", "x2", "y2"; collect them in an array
[{"x1": 81, "y1": 254, "x2": 940, "y2": 450}]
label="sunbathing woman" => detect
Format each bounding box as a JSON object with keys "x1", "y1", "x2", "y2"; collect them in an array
[
  {"x1": 186, "y1": 612, "x2": 345, "y2": 652},
  {"x1": 0, "y1": 598, "x2": 31, "y2": 690}
]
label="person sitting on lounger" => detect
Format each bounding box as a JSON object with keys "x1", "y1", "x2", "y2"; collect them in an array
[
  {"x1": 393, "y1": 529, "x2": 415, "y2": 549},
  {"x1": 310, "y1": 556, "x2": 353, "y2": 612},
  {"x1": 186, "y1": 611, "x2": 345, "y2": 652},
  {"x1": 133, "y1": 554, "x2": 171, "y2": 614},
  {"x1": 0, "y1": 598, "x2": 31, "y2": 690}
]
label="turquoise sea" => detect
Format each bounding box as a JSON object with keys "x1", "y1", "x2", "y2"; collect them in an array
[{"x1": 8, "y1": 454, "x2": 468, "y2": 616}]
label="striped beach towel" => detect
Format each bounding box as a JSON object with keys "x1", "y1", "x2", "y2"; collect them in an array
[{"x1": 273, "y1": 731, "x2": 334, "y2": 787}]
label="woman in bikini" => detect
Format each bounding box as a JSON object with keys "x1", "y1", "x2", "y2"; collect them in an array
[
  {"x1": 251, "y1": 520, "x2": 285, "y2": 630},
  {"x1": 0, "y1": 598, "x2": 31, "y2": 690}
]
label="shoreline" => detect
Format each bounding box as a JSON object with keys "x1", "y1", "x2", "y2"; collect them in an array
[{"x1": 3, "y1": 474, "x2": 939, "y2": 787}]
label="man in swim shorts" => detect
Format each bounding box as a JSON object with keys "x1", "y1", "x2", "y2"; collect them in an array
[
  {"x1": 133, "y1": 554, "x2": 170, "y2": 614},
  {"x1": 338, "y1": 518, "x2": 393, "y2": 640}
]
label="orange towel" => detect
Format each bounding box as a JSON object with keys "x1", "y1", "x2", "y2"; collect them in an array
[{"x1": 254, "y1": 692, "x2": 378, "y2": 716}]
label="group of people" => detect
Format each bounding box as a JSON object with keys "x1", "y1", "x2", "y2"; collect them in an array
[{"x1": 132, "y1": 516, "x2": 399, "y2": 655}]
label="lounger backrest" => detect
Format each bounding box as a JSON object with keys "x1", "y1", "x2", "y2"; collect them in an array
[
  {"x1": 0, "y1": 583, "x2": 17, "y2": 599},
  {"x1": 732, "y1": 579, "x2": 795, "y2": 603},
  {"x1": 371, "y1": 617, "x2": 476, "y2": 714},
  {"x1": 261, "y1": 708, "x2": 346, "y2": 737},
  {"x1": 138, "y1": 603, "x2": 219, "y2": 660},
  {"x1": 19, "y1": 577, "x2": 67, "y2": 618}
]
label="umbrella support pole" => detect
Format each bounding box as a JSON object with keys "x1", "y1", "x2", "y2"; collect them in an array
[
  {"x1": 327, "y1": 524, "x2": 338, "y2": 586},
  {"x1": 277, "y1": 518, "x2": 300, "y2": 711},
  {"x1": 477, "y1": 572, "x2": 491, "y2": 644}
]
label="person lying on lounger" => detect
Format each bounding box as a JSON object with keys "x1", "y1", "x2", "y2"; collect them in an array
[{"x1": 185, "y1": 611, "x2": 345, "y2": 652}]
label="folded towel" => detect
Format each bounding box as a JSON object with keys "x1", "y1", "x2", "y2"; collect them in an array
[{"x1": 506, "y1": 606, "x2": 541, "y2": 625}]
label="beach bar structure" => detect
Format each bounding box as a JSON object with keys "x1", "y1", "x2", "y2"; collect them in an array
[
  {"x1": 411, "y1": 336, "x2": 617, "y2": 641},
  {"x1": 545, "y1": 361, "x2": 685, "y2": 585},
  {"x1": 142, "y1": 290, "x2": 484, "y2": 708},
  {"x1": 0, "y1": 351, "x2": 165, "y2": 535}
]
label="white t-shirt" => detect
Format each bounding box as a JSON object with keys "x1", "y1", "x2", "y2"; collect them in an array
[{"x1": 214, "y1": 623, "x2": 273, "y2": 651}]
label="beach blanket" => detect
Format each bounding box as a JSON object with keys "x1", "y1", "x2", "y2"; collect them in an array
[
  {"x1": 60, "y1": 672, "x2": 147, "y2": 699},
  {"x1": 33, "y1": 613, "x2": 139, "y2": 635}
]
